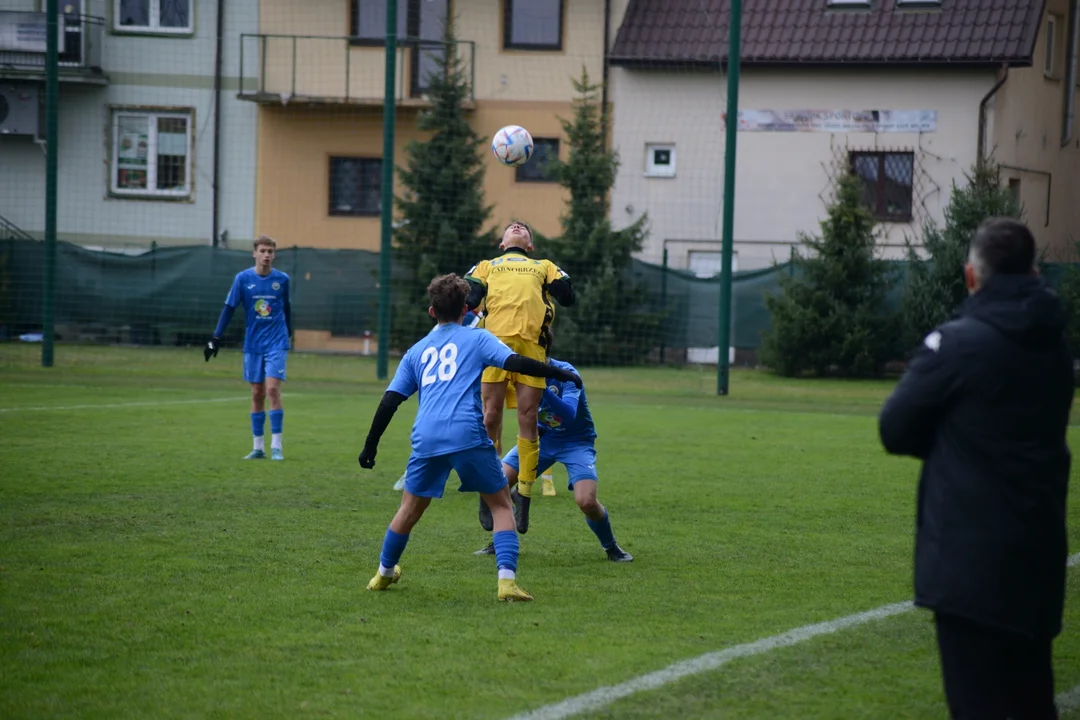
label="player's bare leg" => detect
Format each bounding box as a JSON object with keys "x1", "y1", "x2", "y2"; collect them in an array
[
  {"x1": 478, "y1": 381, "x2": 509, "y2": 532},
  {"x1": 244, "y1": 382, "x2": 268, "y2": 459},
  {"x1": 265, "y1": 376, "x2": 285, "y2": 460},
  {"x1": 573, "y1": 479, "x2": 632, "y2": 562},
  {"x1": 481, "y1": 381, "x2": 508, "y2": 443},
  {"x1": 480, "y1": 486, "x2": 532, "y2": 602}
]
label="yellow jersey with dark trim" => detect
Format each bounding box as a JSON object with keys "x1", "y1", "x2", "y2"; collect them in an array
[{"x1": 466, "y1": 250, "x2": 567, "y2": 344}]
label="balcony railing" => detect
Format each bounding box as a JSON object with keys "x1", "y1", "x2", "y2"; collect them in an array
[
  {"x1": 237, "y1": 34, "x2": 475, "y2": 107},
  {"x1": 0, "y1": 10, "x2": 108, "y2": 84}
]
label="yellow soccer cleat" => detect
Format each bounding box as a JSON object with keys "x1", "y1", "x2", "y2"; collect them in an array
[
  {"x1": 541, "y1": 473, "x2": 556, "y2": 497},
  {"x1": 367, "y1": 565, "x2": 402, "y2": 591},
  {"x1": 497, "y1": 578, "x2": 534, "y2": 602}
]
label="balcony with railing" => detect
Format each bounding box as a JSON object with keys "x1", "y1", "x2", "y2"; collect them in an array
[
  {"x1": 237, "y1": 34, "x2": 474, "y2": 107},
  {"x1": 0, "y1": 8, "x2": 108, "y2": 85}
]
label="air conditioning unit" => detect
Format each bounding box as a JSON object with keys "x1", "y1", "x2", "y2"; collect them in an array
[{"x1": 0, "y1": 83, "x2": 42, "y2": 137}]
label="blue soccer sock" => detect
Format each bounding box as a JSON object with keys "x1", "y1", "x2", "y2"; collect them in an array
[
  {"x1": 493, "y1": 530, "x2": 519, "y2": 577},
  {"x1": 586, "y1": 510, "x2": 616, "y2": 550},
  {"x1": 251, "y1": 411, "x2": 266, "y2": 451},
  {"x1": 269, "y1": 409, "x2": 284, "y2": 450},
  {"x1": 379, "y1": 527, "x2": 410, "y2": 571}
]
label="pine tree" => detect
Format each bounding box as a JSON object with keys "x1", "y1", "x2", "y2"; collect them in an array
[
  {"x1": 392, "y1": 20, "x2": 496, "y2": 348},
  {"x1": 760, "y1": 170, "x2": 898, "y2": 377},
  {"x1": 543, "y1": 67, "x2": 659, "y2": 365},
  {"x1": 901, "y1": 159, "x2": 1021, "y2": 349}
]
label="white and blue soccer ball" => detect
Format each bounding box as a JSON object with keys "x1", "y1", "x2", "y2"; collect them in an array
[{"x1": 491, "y1": 125, "x2": 533, "y2": 167}]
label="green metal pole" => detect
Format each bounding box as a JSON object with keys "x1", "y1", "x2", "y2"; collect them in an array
[
  {"x1": 376, "y1": 0, "x2": 398, "y2": 380},
  {"x1": 660, "y1": 247, "x2": 668, "y2": 364},
  {"x1": 717, "y1": 0, "x2": 742, "y2": 395},
  {"x1": 42, "y1": 0, "x2": 59, "y2": 368}
]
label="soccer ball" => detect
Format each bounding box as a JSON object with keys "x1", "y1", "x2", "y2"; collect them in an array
[{"x1": 491, "y1": 125, "x2": 533, "y2": 167}]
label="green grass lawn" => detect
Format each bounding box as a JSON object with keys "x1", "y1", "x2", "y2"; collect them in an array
[{"x1": 1, "y1": 343, "x2": 1078, "y2": 719}]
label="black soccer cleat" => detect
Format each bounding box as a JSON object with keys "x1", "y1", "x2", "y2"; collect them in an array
[
  {"x1": 605, "y1": 544, "x2": 634, "y2": 563},
  {"x1": 510, "y1": 485, "x2": 531, "y2": 535},
  {"x1": 478, "y1": 496, "x2": 494, "y2": 532},
  {"x1": 473, "y1": 541, "x2": 496, "y2": 556}
]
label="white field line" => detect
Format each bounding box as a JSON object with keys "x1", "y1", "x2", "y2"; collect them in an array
[
  {"x1": 1058, "y1": 683, "x2": 1080, "y2": 713},
  {"x1": 507, "y1": 552, "x2": 1080, "y2": 720},
  {"x1": 0, "y1": 397, "x2": 247, "y2": 413}
]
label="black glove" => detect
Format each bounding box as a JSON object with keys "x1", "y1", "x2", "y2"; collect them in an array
[
  {"x1": 203, "y1": 337, "x2": 220, "y2": 362},
  {"x1": 554, "y1": 369, "x2": 583, "y2": 389},
  {"x1": 358, "y1": 444, "x2": 377, "y2": 469}
]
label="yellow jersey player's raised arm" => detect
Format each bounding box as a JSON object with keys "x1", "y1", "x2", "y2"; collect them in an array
[{"x1": 464, "y1": 221, "x2": 574, "y2": 533}]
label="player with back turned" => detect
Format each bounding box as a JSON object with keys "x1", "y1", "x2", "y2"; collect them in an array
[
  {"x1": 204, "y1": 235, "x2": 292, "y2": 460},
  {"x1": 357, "y1": 273, "x2": 582, "y2": 602}
]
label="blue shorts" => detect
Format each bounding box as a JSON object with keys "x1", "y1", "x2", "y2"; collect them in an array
[
  {"x1": 503, "y1": 441, "x2": 597, "y2": 490},
  {"x1": 404, "y1": 444, "x2": 507, "y2": 499},
  {"x1": 243, "y1": 350, "x2": 287, "y2": 384}
]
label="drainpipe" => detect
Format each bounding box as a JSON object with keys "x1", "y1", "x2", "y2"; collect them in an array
[
  {"x1": 601, "y1": 0, "x2": 611, "y2": 148},
  {"x1": 977, "y1": 62, "x2": 1008, "y2": 166},
  {"x1": 212, "y1": 0, "x2": 225, "y2": 246},
  {"x1": 1062, "y1": 0, "x2": 1078, "y2": 147}
]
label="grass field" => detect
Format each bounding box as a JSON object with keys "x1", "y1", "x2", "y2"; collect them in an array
[{"x1": 2, "y1": 343, "x2": 1079, "y2": 719}]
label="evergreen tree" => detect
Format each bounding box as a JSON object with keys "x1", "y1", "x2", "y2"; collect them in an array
[
  {"x1": 543, "y1": 67, "x2": 659, "y2": 365},
  {"x1": 1054, "y1": 242, "x2": 1080, "y2": 373},
  {"x1": 392, "y1": 21, "x2": 495, "y2": 348},
  {"x1": 760, "y1": 170, "x2": 898, "y2": 377},
  {"x1": 901, "y1": 159, "x2": 1020, "y2": 349}
]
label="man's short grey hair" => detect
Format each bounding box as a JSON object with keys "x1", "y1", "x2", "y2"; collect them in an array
[{"x1": 968, "y1": 217, "x2": 1036, "y2": 282}]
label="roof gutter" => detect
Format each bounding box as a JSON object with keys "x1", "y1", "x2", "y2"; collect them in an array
[
  {"x1": 601, "y1": 0, "x2": 611, "y2": 148},
  {"x1": 211, "y1": 0, "x2": 225, "y2": 246},
  {"x1": 1062, "y1": 0, "x2": 1078, "y2": 147},
  {"x1": 977, "y1": 62, "x2": 1009, "y2": 166}
]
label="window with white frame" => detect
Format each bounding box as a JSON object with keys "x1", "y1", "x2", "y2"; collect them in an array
[
  {"x1": 645, "y1": 144, "x2": 676, "y2": 177},
  {"x1": 112, "y1": 110, "x2": 193, "y2": 198},
  {"x1": 116, "y1": 0, "x2": 192, "y2": 33}
]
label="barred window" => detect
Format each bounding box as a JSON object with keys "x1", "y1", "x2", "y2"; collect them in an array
[
  {"x1": 329, "y1": 157, "x2": 382, "y2": 217},
  {"x1": 516, "y1": 139, "x2": 560, "y2": 183},
  {"x1": 850, "y1": 151, "x2": 914, "y2": 222}
]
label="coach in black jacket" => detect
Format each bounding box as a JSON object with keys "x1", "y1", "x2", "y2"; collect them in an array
[{"x1": 879, "y1": 217, "x2": 1072, "y2": 720}]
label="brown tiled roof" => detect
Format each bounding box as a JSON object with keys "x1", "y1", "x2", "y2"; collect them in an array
[{"x1": 609, "y1": 0, "x2": 1046, "y2": 67}]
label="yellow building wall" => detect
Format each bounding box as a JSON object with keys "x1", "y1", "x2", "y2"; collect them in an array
[
  {"x1": 255, "y1": 105, "x2": 410, "y2": 251},
  {"x1": 254, "y1": 0, "x2": 610, "y2": 250},
  {"x1": 990, "y1": 0, "x2": 1080, "y2": 260},
  {"x1": 255, "y1": 101, "x2": 575, "y2": 250}
]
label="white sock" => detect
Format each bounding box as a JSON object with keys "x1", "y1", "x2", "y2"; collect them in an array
[
  {"x1": 271, "y1": 433, "x2": 283, "y2": 450},
  {"x1": 379, "y1": 564, "x2": 396, "y2": 577},
  {"x1": 498, "y1": 568, "x2": 515, "y2": 580},
  {"x1": 253, "y1": 436, "x2": 265, "y2": 452}
]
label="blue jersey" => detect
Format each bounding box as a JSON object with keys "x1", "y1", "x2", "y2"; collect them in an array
[
  {"x1": 388, "y1": 324, "x2": 514, "y2": 458},
  {"x1": 223, "y1": 268, "x2": 291, "y2": 353},
  {"x1": 539, "y1": 359, "x2": 596, "y2": 443}
]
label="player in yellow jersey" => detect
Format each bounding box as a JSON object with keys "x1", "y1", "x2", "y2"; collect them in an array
[{"x1": 466, "y1": 221, "x2": 574, "y2": 533}]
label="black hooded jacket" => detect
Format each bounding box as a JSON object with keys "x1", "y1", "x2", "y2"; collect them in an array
[{"x1": 879, "y1": 274, "x2": 1072, "y2": 639}]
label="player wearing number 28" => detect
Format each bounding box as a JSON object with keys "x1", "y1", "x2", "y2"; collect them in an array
[{"x1": 357, "y1": 274, "x2": 582, "y2": 602}]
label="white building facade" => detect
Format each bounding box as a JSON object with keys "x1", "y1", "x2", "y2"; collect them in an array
[
  {"x1": 606, "y1": 0, "x2": 1076, "y2": 273},
  {"x1": 0, "y1": 0, "x2": 258, "y2": 249}
]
